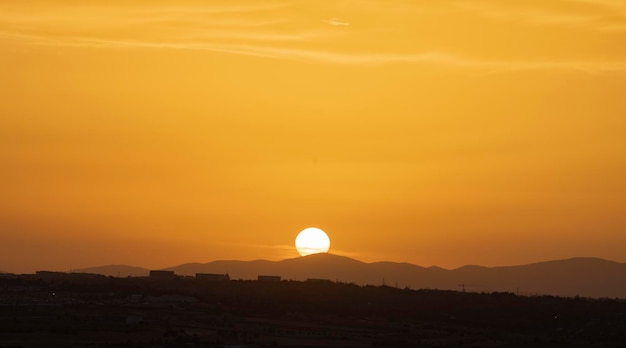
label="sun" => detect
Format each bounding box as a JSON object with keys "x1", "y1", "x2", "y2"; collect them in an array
[{"x1": 295, "y1": 227, "x2": 330, "y2": 256}]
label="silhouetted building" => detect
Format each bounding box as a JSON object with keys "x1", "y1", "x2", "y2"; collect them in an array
[
  {"x1": 196, "y1": 273, "x2": 230, "y2": 281},
  {"x1": 149, "y1": 270, "x2": 175, "y2": 280},
  {"x1": 257, "y1": 275, "x2": 281, "y2": 282}
]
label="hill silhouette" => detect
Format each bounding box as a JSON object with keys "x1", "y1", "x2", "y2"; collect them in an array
[{"x1": 75, "y1": 254, "x2": 626, "y2": 298}]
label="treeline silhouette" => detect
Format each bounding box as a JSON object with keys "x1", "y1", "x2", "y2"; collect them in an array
[{"x1": 1, "y1": 274, "x2": 625, "y2": 347}]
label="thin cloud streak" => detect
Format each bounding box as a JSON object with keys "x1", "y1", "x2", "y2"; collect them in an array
[
  {"x1": 325, "y1": 18, "x2": 350, "y2": 27},
  {"x1": 0, "y1": 2, "x2": 291, "y2": 36},
  {"x1": 12, "y1": 33, "x2": 626, "y2": 73},
  {"x1": 179, "y1": 30, "x2": 328, "y2": 43},
  {"x1": 219, "y1": 241, "x2": 364, "y2": 261},
  {"x1": 342, "y1": 0, "x2": 626, "y2": 30},
  {"x1": 570, "y1": 0, "x2": 626, "y2": 14},
  {"x1": 0, "y1": 2, "x2": 289, "y2": 20},
  {"x1": 457, "y1": 2, "x2": 626, "y2": 32},
  {"x1": 219, "y1": 242, "x2": 300, "y2": 260},
  {"x1": 2, "y1": 1, "x2": 626, "y2": 73},
  {"x1": 0, "y1": 9, "x2": 289, "y2": 31}
]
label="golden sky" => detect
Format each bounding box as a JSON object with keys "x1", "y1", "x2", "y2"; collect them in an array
[{"x1": 1, "y1": 0, "x2": 626, "y2": 273}]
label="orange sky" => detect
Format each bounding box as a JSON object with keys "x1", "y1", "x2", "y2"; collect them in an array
[{"x1": 1, "y1": 0, "x2": 626, "y2": 274}]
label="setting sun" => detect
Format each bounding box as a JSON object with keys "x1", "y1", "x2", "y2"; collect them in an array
[{"x1": 295, "y1": 228, "x2": 331, "y2": 257}]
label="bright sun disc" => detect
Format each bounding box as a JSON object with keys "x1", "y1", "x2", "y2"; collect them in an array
[{"x1": 295, "y1": 227, "x2": 330, "y2": 256}]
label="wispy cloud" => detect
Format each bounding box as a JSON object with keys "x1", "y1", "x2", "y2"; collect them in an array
[
  {"x1": 3, "y1": 30, "x2": 626, "y2": 73},
  {"x1": 221, "y1": 241, "x2": 366, "y2": 261},
  {"x1": 2, "y1": 1, "x2": 626, "y2": 73},
  {"x1": 340, "y1": 0, "x2": 626, "y2": 29},
  {"x1": 569, "y1": 0, "x2": 626, "y2": 14},
  {"x1": 218, "y1": 242, "x2": 300, "y2": 260},
  {"x1": 456, "y1": 1, "x2": 626, "y2": 31},
  {"x1": 325, "y1": 18, "x2": 350, "y2": 27},
  {"x1": 467, "y1": 7, "x2": 600, "y2": 27},
  {"x1": 0, "y1": 2, "x2": 290, "y2": 36}
]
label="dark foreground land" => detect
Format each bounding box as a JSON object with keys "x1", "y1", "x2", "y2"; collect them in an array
[{"x1": 1, "y1": 274, "x2": 625, "y2": 347}]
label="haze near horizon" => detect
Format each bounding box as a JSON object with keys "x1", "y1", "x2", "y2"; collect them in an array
[{"x1": 1, "y1": 0, "x2": 625, "y2": 274}]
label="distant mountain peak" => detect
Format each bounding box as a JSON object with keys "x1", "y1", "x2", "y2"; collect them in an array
[
  {"x1": 283, "y1": 253, "x2": 364, "y2": 263},
  {"x1": 71, "y1": 256, "x2": 626, "y2": 298}
]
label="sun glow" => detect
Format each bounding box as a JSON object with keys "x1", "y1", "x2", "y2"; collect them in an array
[{"x1": 295, "y1": 227, "x2": 330, "y2": 256}]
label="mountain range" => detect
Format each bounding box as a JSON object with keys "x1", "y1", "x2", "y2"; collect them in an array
[{"x1": 74, "y1": 254, "x2": 626, "y2": 299}]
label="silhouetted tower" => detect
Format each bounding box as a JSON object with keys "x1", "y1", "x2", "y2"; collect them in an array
[{"x1": 458, "y1": 283, "x2": 479, "y2": 292}]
